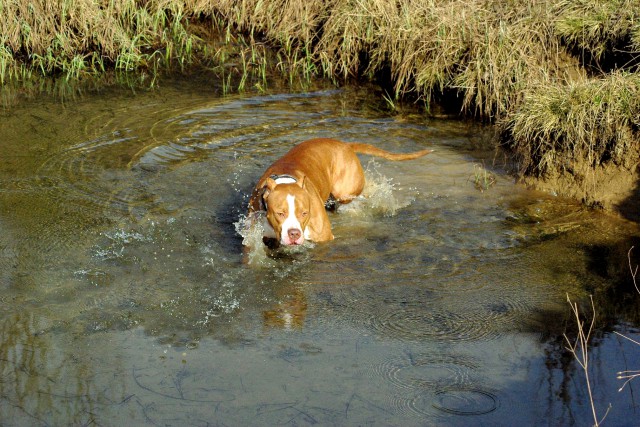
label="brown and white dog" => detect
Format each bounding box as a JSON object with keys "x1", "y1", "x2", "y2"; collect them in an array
[{"x1": 247, "y1": 138, "x2": 431, "y2": 247}]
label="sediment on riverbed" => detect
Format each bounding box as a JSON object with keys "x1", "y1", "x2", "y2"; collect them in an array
[{"x1": 2, "y1": 0, "x2": 639, "y2": 218}]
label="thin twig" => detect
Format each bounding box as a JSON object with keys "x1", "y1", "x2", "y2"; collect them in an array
[
  {"x1": 616, "y1": 367, "x2": 640, "y2": 393},
  {"x1": 564, "y1": 294, "x2": 610, "y2": 426},
  {"x1": 614, "y1": 331, "x2": 640, "y2": 347},
  {"x1": 615, "y1": 247, "x2": 640, "y2": 394},
  {"x1": 629, "y1": 246, "x2": 639, "y2": 295}
]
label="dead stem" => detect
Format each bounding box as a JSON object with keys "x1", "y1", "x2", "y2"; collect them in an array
[
  {"x1": 615, "y1": 246, "x2": 640, "y2": 393},
  {"x1": 563, "y1": 294, "x2": 610, "y2": 426}
]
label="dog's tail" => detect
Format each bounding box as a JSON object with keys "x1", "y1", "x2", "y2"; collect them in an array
[{"x1": 348, "y1": 143, "x2": 432, "y2": 161}]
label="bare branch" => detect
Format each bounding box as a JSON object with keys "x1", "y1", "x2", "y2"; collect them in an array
[{"x1": 564, "y1": 294, "x2": 609, "y2": 426}]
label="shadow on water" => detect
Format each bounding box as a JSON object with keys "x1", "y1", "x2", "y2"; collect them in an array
[{"x1": 1, "y1": 76, "x2": 640, "y2": 425}]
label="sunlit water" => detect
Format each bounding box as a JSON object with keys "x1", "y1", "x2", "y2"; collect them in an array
[{"x1": 1, "y1": 78, "x2": 640, "y2": 426}]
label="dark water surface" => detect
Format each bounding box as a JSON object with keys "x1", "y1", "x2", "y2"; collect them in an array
[{"x1": 1, "y1": 79, "x2": 640, "y2": 426}]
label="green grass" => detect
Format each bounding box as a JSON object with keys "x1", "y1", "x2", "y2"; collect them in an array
[{"x1": 471, "y1": 163, "x2": 497, "y2": 192}]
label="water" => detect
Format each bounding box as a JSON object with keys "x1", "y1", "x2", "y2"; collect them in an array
[{"x1": 1, "y1": 77, "x2": 640, "y2": 426}]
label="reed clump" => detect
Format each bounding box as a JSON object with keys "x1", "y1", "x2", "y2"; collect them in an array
[
  {"x1": 504, "y1": 71, "x2": 640, "y2": 176},
  {"x1": 554, "y1": 0, "x2": 640, "y2": 63},
  {"x1": 206, "y1": 0, "x2": 580, "y2": 119},
  {"x1": 316, "y1": 0, "x2": 576, "y2": 119},
  {"x1": 1, "y1": 1, "x2": 634, "y2": 118},
  {"x1": 0, "y1": 0, "x2": 204, "y2": 82}
]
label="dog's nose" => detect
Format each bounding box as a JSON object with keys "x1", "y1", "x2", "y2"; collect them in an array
[{"x1": 288, "y1": 228, "x2": 301, "y2": 242}]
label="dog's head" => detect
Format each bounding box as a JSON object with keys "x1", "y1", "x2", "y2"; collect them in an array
[{"x1": 262, "y1": 176, "x2": 311, "y2": 246}]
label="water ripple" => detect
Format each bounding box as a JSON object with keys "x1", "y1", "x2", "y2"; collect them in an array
[
  {"x1": 372, "y1": 352, "x2": 476, "y2": 390},
  {"x1": 35, "y1": 133, "x2": 154, "y2": 216},
  {"x1": 369, "y1": 308, "x2": 498, "y2": 342},
  {"x1": 371, "y1": 351, "x2": 499, "y2": 420},
  {"x1": 431, "y1": 387, "x2": 500, "y2": 416}
]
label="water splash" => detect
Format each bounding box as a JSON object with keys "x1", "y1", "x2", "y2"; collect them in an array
[
  {"x1": 340, "y1": 160, "x2": 414, "y2": 218},
  {"x1": 234, "y1": 212, "x2": 269, "y2": 265}
]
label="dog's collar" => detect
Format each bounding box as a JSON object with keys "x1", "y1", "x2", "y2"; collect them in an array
[{"x1": 270, "y1": 174, "x2": 297, "y2": 184}]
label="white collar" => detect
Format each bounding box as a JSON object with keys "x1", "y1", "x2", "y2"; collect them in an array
[{"x1": 270, "y1": 174, "x2": 297, "y2": 185}]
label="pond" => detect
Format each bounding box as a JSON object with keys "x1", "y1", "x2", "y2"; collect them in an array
[{"x1": 1, "y1": 76, "x2": 640, "y2": 426}]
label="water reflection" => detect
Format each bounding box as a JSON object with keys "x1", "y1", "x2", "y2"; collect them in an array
[
  {"x1": 0, "y1": 311, "x2": 126, "y2": 424},
  {"x1": 0, "y1": 79, "x2": 639, "y2": 425},
  {"x1": 263, "y1": 285, "x2": 308, "y2": 330}
]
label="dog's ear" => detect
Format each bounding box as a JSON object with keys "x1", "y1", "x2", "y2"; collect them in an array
[
  {"x1": 260, "y1": 186, "x2": 271, "y2": 211},
  {"x1": 266, "y1": 177, "x2": 278, "y2": 191},
  {"x1": 262, "y1": 187, "x2": 271, "y2": 200}
]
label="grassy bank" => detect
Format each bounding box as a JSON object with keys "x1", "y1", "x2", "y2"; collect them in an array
[
  {"x1": 2, "y1": 0, "x2": 639, "y2": 211},
  {"x1": 0, "y1": 1, "x2": 198, "y2": 81}
]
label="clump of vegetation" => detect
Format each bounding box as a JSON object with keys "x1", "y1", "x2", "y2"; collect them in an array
[
  {"x1": 503, "y1": 71, "x2": 640, "y2": 176},
  {"x1": 0, "y1": 0, "x2": 202, "y2": 82},
  {"x1": 471, "y1": 163, "x2": 497, "y2": 192},
  {"x1": 316, "y1": 1, "x2": 576, "y2": 119},
  {"x1": 554, "y1": 0, "x2": 640, "y2": 65},
  {"x1": 0, "y1": 0, "x2": 582, "y2": 112}
]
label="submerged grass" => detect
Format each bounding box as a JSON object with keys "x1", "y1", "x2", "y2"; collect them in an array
[{"x1": 2, "y1": 0, "x2": 640, "y2": 200}]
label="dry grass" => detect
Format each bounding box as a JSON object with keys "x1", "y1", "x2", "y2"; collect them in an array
[
  {"x1": 555, "y1": 0, "x2": 640, "y2": 62},
  {"x1": 311, "y1": 1, "x2": 579, "y2": 118},
  {"x1": 503, "y1": 71, "x2": 640, "y2": 176}
]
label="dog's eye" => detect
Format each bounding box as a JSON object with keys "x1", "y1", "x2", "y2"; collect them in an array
[
  {"x1": 301, "y1": 211, "x2": 309, "y2": 217},
  {"x1": 277, "y1": 212, "x2": 286, "y2": 218}
]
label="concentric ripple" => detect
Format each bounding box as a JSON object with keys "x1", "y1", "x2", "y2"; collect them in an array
[
  {"x1": 373, "y1": 352, "x2": 477, "y2": 390},
  {"x1": 431, "y1": 387, "x2": 500, "y2": 416},
  {"x1": 35, "y1": 132, "x2": 157, "y2": 216},
  {"x1": 385, "y1": 387, "x2": 500, "y2": 419},
  {"x1": 371, "y1": 352, "x2": 499, "y2": 420},
  {"x1": 369, "y1": 307, "x2": 499, "y2": 342}
]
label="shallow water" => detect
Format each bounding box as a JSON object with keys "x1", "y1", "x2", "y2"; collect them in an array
[{"x1": 1, "y1": 78, "x2": 640, "y2": 426}]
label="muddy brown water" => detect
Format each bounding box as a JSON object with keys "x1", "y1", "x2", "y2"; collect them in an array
[{"x1": 1, "y1": 78, "x2": 640, "y2": 426}]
